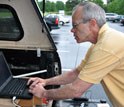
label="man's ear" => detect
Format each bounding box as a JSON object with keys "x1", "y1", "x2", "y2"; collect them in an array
[{"x1": 89, "y1": 19, "x2": 97, "y2": 27}]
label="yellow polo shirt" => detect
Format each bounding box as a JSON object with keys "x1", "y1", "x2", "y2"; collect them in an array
[{"x1": 78, "y1": 24, "x2": 124, "y2": 107}]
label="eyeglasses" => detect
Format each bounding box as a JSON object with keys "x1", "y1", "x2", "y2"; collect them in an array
[{"x1": 72, "y1": 20, "x2": 89, "y2": 28}]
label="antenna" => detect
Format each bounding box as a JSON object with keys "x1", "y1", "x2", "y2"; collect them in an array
[{"x1": 42, "y1": 0, "x2": 45, "y2": 18}]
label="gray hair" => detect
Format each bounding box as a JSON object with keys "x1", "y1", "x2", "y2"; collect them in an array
[{"x1": 72, "y1": 2, "x2": 106, "y2": 27}]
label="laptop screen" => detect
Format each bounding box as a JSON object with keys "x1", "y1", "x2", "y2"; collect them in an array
[{"x1": 0, "y1": 52, "x2": 11, "y2": 87}]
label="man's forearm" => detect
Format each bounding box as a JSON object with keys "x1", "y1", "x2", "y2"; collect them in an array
[
  {"x1": 43, "y1": 78, "x2": 92, "y2": 100},
  {"x1": 43, "y1": 84, "x2": 78, "y2": 100},
  {"x1": 45, "y1": 69, "x2": 80, "y2": 86},
  {"x1": 29, "y1": 78, "x2": 93, "y2": 100}
]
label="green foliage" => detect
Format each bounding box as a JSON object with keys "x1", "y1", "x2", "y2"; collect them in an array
[
  {"x1": 64, "y1": 0, "x2": 105, "y2": 14},
  {"x1": 37, "y1": 0, "x2": 124, "y2": 16},
  {"x1": 56, "y1": 1, "x2": 64, "y2": 11},
  {"x1": 45, "y1": 1, "x2": 52, "y2": 12},
  {"x1": 88, "y1": 0, "x2": 104, "y2": 9},
  {"x1": 37, "y1": 1, "x2": 43, "y2": 11},
  {"x1": 50, "y1": 2, "x2": 57, "y2": 12},
  {"x1": 0, "y1": 12, "x2": 12, "y2": 18},
  {"x1": 93, "y1": 0, "x2": 104, "y2": 8},
  {"x1": 106, "y1": 0, "x2": 124, "y2": 15},
  {"x1": 65, "y1": 0, "x2": 81, "y2": 12},
  {"x1": 37, "y1": 0, "x2": 57, "y2": 12}
]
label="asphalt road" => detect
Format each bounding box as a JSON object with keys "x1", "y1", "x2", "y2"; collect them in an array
[{"x1": 50, "y1": 16, "x2": 124, "y2": 107}]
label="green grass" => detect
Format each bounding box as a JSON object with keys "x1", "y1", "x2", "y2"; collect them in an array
[{"x1": 0, "y1": 12, "x2": 12, "y2": 18}]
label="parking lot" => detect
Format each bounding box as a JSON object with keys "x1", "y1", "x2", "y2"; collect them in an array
[{"x1": 50, "y1": 16, "x2": 124, "y2": 107}]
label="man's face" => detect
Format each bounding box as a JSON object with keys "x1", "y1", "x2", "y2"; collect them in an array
[{"x1": 71, "y1": 7, "x2": 91, "y2": 43}]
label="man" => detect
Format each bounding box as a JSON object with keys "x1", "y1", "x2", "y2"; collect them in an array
[{"x1": 28, "y1": 2, "x2": 124, "y2": 107}]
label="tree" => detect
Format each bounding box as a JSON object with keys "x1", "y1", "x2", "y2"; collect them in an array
[
  {"x1": 107, "y1": 0, "x2": 114, "y2": 4},
  {"x1": 106, "y1": 0, "x2": 124, "y2": 14},
  {"x1": 56, "y1": 1, "x2": 64, "y2": 11},
  {"x1": 65, "y1": 0, "x2": 81, "y2": 12},
  {"x1": 119, "y1": 0, "x2": 124, "y2": 14},
  {"x1": 88, "y1": 0, "x2": 104, "y2": 8},
  {"x1": 45, "y1": 0, "x2": 51, "y2": 12},
  {"x1": 36, "y1": 1, "x2": 43, "y2": 11},
  {"x1": 50, "y1": 2, "x2": 57, "y2": 12},
  {"x1": 64, "y1": 0, "x2": 105, "y2": 15}
]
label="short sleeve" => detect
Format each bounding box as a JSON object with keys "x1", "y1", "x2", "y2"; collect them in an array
[
  {"x1": 78, "y1": 49, "x2": 120, "y2": 84},
  {"x1": 77, "y1": 45, "x2": 94, "y2": 71}
]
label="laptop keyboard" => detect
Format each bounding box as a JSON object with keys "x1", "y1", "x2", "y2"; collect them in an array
[{"x1": 3, "y1": 78, "x2": 28, "y2": 95}]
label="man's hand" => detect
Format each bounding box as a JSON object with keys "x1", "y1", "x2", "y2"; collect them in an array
[
  {"x1": 27, "y1": 77, "x2": 46, "y2": 88},
  {"x1": 29, "y1": 82, "x2": 46, "y2": 98}
]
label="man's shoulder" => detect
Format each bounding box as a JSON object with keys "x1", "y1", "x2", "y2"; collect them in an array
[{"x1": 97, "y1": 28, "x2": 124, "y2": 54}]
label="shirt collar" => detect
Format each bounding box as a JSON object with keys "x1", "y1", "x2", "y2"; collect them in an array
[{"x1": 98, "y1": 24, "x2": 109, "y2": 41}]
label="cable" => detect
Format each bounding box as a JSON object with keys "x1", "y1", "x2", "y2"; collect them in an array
[{"x1": 12, "y1": 96, "x2": 21, "y2": 107}]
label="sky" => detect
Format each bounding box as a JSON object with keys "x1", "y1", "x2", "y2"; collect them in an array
[{"x1": 38, "y1": 0, "x2": 107, "y2": 4}]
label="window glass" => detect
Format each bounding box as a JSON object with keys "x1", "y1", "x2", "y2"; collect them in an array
[{"x1": 0, "y1": 5, "x2": 23, "y2": 41}]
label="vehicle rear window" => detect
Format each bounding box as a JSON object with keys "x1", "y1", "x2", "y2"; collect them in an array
[
  {"x1": 45, "y1": 14, "x2": 59, "y2": 18},
  {"x1": 0, "y1": 4, "x2": 24, "y2": 41}
]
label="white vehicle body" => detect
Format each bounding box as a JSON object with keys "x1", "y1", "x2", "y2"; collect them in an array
[
  {"x1": 58, "y1": 15, "x2": 70, "y2": 25},
  {"x1": 105, "y1": 13, "x2": 119, "y2": 22}
]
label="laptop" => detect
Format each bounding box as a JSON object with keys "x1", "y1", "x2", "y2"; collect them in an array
[{"x1": 0, "y1": 52, "x2": 32, "y2": 99}]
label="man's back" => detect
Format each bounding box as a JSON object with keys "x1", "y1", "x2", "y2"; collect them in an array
[{"x1": 99, "y1": 24, "x2": 124, "y2": 107}]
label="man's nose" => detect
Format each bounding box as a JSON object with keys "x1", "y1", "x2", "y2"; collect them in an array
[{"x1": 71, "y1": 28, "x2": 75, "y2": 33}]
